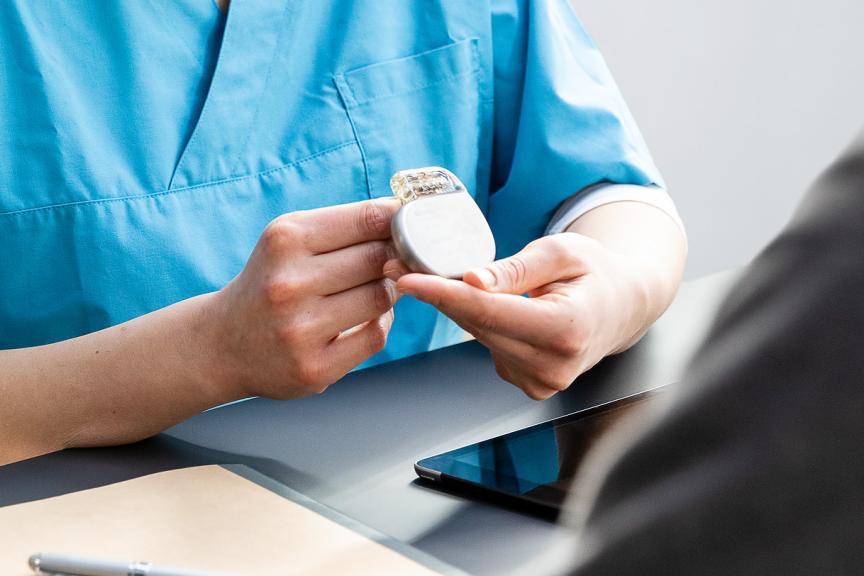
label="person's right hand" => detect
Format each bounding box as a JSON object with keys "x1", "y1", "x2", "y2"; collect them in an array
[{"x1": 209, "y1": 198, "x2": 401, "y2": 400}]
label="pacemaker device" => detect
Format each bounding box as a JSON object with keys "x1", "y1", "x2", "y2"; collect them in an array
[
  {"x1": 414, "y1": 387, "x2": 669, "y2": 518},
  {"x1": 390, "y1": 167, "x2": 496, "y2": 278}
]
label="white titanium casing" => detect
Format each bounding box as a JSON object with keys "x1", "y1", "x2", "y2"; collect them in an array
[{"x1": 390, "y1": 167, "x2": 496, "y2": 279}]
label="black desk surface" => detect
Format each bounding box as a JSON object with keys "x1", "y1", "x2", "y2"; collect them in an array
[{"x1": 0, "y1": 271, "x2": 738, "y2": 576}]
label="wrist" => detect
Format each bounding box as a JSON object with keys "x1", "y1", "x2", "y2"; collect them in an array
[
  {"x1": 189, "y1": 289, "x2": 248, "y2": 405},
  {"x1": 615, "y1": 263, "x2": 653, "y2": 354}
]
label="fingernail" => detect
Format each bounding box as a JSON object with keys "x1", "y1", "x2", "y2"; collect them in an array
[
  {"x1": 472, "y1": 268, "x2": 496, "y2": 289},
  {"x1": 383, "y1": 278, "x2": 398, "y2": 304},
  {"x1": 382, "y1": 259, "x2": 398, "y2": 279}
]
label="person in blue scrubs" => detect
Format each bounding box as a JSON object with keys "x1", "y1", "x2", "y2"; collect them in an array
[{"x1": 0, "y1": 0, "x2": 686, "y2": 463}]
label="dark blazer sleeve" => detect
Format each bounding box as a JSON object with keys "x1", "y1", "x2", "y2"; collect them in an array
[{"x1": 564, "y1": 131, "x2": 864, "y2": 576}]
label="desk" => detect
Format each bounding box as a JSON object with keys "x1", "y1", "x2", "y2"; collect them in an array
[{"x1": 0, "y1": 271, "x2": 738, "y2": 576}]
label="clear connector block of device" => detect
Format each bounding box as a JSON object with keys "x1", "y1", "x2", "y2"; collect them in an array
[{"x1": 389, "y1": 167, "x2": 467, "y2": 205}]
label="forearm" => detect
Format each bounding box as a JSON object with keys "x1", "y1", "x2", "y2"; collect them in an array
[
  {"x1": 565, "y1": 200, "x2": 687, "y2": 350},
  {"x1": 0, "y1": 292, "x2": 237, "y2": 464}
]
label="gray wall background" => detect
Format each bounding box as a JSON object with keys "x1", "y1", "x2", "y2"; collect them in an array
[{"x1": 574, "y1": 0, "x2": 864, "y2": 278}]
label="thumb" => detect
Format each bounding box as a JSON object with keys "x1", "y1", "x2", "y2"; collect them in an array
[{"x1": 464, "y1": 236, "x2": 584, "y2": 294}]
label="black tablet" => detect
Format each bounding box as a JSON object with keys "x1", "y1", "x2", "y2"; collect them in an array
[{"x1": 414, "y1": 387, "x2": 668, "y2": 518}]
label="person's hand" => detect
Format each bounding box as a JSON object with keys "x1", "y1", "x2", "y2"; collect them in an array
[
  {"x1": 385, "y1": 233, "x2": 652, "y2": 400},
  {"x1": 210, "y1": 198, "x2": 401, "y2": 400}
]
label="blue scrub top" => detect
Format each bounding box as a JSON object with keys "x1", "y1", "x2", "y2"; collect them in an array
[{"x1": 0, "y1": 0, "x2": 660, "y2": 367}]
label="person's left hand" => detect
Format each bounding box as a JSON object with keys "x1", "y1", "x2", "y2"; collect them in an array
[{"x1": 384, "y1": 233, "x2": 652, "y2": 400}]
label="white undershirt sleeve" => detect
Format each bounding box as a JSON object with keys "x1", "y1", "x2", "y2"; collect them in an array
[{"x1": 545, "y1": 183, "x2": 685, "y2": 237}]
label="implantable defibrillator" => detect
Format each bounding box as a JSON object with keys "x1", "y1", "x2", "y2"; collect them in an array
[{"x1": 389, "y1": 167, "x2": 496, "y2": 279}]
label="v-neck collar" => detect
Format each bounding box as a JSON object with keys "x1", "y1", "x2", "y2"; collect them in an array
[{"x1": 169, "y1": 0, "x2": 291, "y2": 190}]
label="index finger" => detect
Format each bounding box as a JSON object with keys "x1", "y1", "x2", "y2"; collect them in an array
[
  {"x1": 397, "y1": 273, "x2": 557, "y2": 343},
  {"x1": 294, "y1": 198, "x2": 401, "y2": 254}
]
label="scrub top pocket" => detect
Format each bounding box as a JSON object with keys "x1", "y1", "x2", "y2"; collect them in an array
[{"x1": 334, "y1": 38, "x2": 483, "y2": 202}]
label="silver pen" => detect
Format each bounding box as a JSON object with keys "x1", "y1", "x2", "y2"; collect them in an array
[{"x1": 29, "y1": 553, "x2": 234, "y2": 576}]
